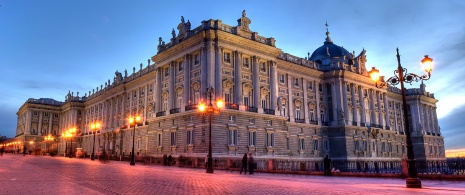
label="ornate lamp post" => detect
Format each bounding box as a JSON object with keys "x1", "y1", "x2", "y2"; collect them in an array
[
  {"x1": 90, "y1": 122, "x2": 101, "y2": 161},
  {"x1": 198, "y1": 87, "x2": 224, "y2": 173},
  {"x1": 128, "y1": 115, "x2": 141, "y2": 166},
  {"x1": 368, "y1": 48, "x2": 433, "y2": 188},
  {"x1": 44, "y1": 134, "x2": 55, "y2": 154},
  {"x1": 68, "y1": 127, "x2": 76, "y2": 158}
]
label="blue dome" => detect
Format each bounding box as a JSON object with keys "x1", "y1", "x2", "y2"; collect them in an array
[{"x1": 309, "y1": 39, "x2": 350, "y2": 61}]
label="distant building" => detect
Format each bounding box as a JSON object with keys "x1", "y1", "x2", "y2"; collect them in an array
[{"x1": 14, "y1": 11, "x2": 445, "y2": 162}]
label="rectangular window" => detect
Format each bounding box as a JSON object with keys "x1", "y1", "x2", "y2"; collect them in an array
[
  {"x1": 286, "y1": 137, "x2": 290, "y2": 150},
  {"x1": 381, "y1": 142, "x2": 386, "y2": 152},
  {"x1": 294, "y1": 78, "x2": 299, "y2": 86},
  {"x1": 229, "y1": 115, "x2": 235, "y2": 122},
  {"x1": 266, "y1": 133, "x2": 274, "y2": 147},
  {"x1": 224, "y1": 53, "x2": 231, "y2": 63},
  {"x1": 164, "y1": 67, "x2": 169, "y2": 77},
  {"x1": 308, "y1": 82, "x2": 313, "y2": 90},
  {"x1": 313, "y1": 140, "x2": 319, "y2": 151},
  {"x1": 229, "y1": 130, "x2": 237, "y2": 146},
  {"x1": 279, "y1": 74, "x2": 285, "y2": 83},
  {"x1": 324, "y1": 139, "x2": 330, "y2": 151},
  {"x1": 318, "y1": 84, "x2": 323, "y2": 93},
  {"x1": 243, "y1": 58, "x2": 249, "y2": 68},
  {"x1": 244, "y1": 97, "x2": 249, "y2": 107},
  {"x1": 157, "y1": 134, "x2": 162, "y2": 146},
  {"x1": 187, "y1": 130, "x2": 193, "y2": 145},
  {"x1": 299, "y1": 139, "x2": 305, "y2": 150},
  {"x1": 266, "y1": 120, "x2": 272, "y2": 126},
  {"x1": 354, "y1": 140, "x2": 359, "y2": 151},
  {"x1": 178, "y1": 61, "x2": 184, "y2": 72},
  {"x1": 194, "y1": 54, "x2": 200, "y2": 65},
  {"x1": 295, "y1": 110, "x2": 301, "y2": 119},
  {"x1": 224, "y1": 93, "x2": 231, "y2": 103},
  {"x1": 170, "y1": 132, "x2": 176, "y2": 146},
  {"x1": 260, "y1": 62, "x2": 266, "y2": 72},
  {"x1": 248, "y1": 131, "x2": 257, "y2": 146}
]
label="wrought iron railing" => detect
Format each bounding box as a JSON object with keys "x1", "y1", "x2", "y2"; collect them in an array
[
  {"x1": 245, "y1": 106, "x2": 258, "y2": 113},
  {"x1": 295, "y1": 118, "x2": 305, "y2": 123},
  {"x1": 264, "y1": 109, "x2": 275, "y2": 115},
  {"x1": 156, "y1": 111, "x2": 166, "y2": 117},
  {"x1": 225, "y1": 103, "x2": 239, "y2": 110},
  {"x1": 310, "y1": 120, "x2": 318, "y2": 125},
  {"x1": 169, "y1": 108, "x2": 180, "y2": 114},
  {"x1": 185, "y1": 105, "x2": 197, "y2": 111}
]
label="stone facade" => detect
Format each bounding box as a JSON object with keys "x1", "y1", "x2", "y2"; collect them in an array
[{"x1": 14, "y1": 11, "x2": 445, "y2": 162}]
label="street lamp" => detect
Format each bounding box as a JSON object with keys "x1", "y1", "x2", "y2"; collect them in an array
[
  {"x1": 368, "y1": 48, "x2": 433, "y2": 188},
  {"x1": 44, "y1": 134, "x2": 55, "y2": 154},
  {"x1": 128, "y1": 115, "x2": 141, "y2": 166},
  {"x1": 90, "y1": 122, "x2": 101, "y2": 161},
  {"x1": 68, "y1": 128, "x2": 76, "y2": 158},
  {"x1": 198, "y1": 87, "x2": 224, "y2": 173}
]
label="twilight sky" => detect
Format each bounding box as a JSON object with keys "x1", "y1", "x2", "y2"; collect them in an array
[{"x1": 1, "y1": 0, "x2": 464, "y2": 154}]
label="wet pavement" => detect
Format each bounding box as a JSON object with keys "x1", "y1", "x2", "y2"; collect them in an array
[{"x1": 1, "y1": 154, "x2": 464, "y2": 194}]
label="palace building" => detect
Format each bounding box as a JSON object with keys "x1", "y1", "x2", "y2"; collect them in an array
[{"x1": 14, "y1": 11, "x2": 445, "y2": 162}]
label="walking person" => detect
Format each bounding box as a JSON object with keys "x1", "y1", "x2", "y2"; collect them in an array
[
  {"x1": 324, "y1": 154, "x2": 331, "y2": 176},
  {"x1": 239, "y1": 153, "x2": 248, "y2": 174},
  {"x1": 205, "y1": 155, "x2": 208, "y2": 169},
  {"x1": 248, "y1": 153, "x2": 254, "y2": 175}
]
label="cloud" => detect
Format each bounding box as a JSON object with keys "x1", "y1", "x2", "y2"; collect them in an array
[
  {"x1": 439, "y1": 104, "x2": 465, "y2": 149},
  {"x1": 445, "y1": 148, "x2": 465, "y2": 158}
]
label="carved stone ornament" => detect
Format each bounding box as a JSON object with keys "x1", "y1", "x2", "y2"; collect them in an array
[
  {"x1": 294, "y1": 100, "x2": 302, "y2": 107},
  {"x1": 260, "y1": 87, "x2": 270, "y2": 98},
  {"x1": 308, "y1": 102, "x2": 316, "y2": 109},
  {"x1": 176, "y1": 87, "x2": 183, "y2": 96},
  {"x1": 243, "y1": 83, "x2": 253, "y2": 94},
  {"x1": 192, "y1": 82, "x2": 201, "y2": 91},
  {"x1": 162, "y1": 92, "x2": 169, "y2": 101},
  {"x1": 223, "y1": 79, "x2": 234, "y2": 89}
]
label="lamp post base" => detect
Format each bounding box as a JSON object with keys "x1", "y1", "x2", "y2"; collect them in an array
[
  {"x1": 206, "y1": 158, "x2": 213, "y2": 173},
  {"x1": 91, "y1": 154, "x2": 95, "y2": 161},
  {"x1": 130, "y1": 161, "x2": 135, "y2": 166},
  {"x1": 406, "y1": 178, "x2": 422, "y2": 188}
]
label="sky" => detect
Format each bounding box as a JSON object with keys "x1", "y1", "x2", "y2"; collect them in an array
[{"x1": 1, "y1": 0, "x2": 464, "y2": 155}]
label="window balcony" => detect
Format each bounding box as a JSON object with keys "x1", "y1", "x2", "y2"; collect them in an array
[
  {"x1": 295, "y1": 118, "x2": 305, "y2": 123},
  {"x1": 225, "y1": 103, "x2": 239, "y2": 110},
  {"x1": 352, "y1": 121, "x2": 357, "y2": 126},
  {"x1": 156, "y1": 111, "x2": 166, "y2": 117},
  {"x1": 321, "y1": 122, "x2": 328, "y2": 126},
  {"x1": 185, "y1": 105, "x2": 197, "y2": 111},
  {"x1": 263, "y1": 109, "x2": 275, "y2": 115},
  {"x1": 310, "y1": 120, "x2": 318, "y2": 125},
  {"x1": 245, "y1": 106, "x2": 258, "y2": 113},
  {"x1": 169, "y1": 108, "x2": 180, "y2": 114}
]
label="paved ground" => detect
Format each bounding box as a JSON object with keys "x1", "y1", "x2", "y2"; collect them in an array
[{"x1": 1, "y1": 154, "x2": 464, "y2": 195}]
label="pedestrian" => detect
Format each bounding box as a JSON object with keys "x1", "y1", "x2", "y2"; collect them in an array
[
  {"x1": 162, "y1": 154, "x2": 167, "y2": 166},
  {"x1": 248, "y1": 153, "x2": 254, "y2": 175},
  {"x1": 0, "y1": 147, "x2": 4, "y2": 157},
  {"x1": 168, "y1": 154, "x2": 173, "y2": 166},
  {"x1": 240, "y1": 153, "x2": 247, "y2": 174},
  {"x1": 324, "y1": 154, "x2": 331, "y2": 176},
  {"x1": 205, "y1": 155, "x2": 208, "y2": 169}
]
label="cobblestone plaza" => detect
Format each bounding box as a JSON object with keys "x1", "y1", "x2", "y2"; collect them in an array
[{"x1": 0, "y1": 154, "x2": 464, "y2": 195}]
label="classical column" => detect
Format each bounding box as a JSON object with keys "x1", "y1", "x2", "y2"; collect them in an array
[
  {"x1": 121, "y1": 93, "x2": 126, "y2": 124},
  {"x1": 330, "y1": 82, "x2": 338, "y2": 125},
  {"x1": 214, "y1": 45, "x2": 222, "y2": 99},
  {"x1": 206, "y1": 41, "x2": 215, "y2": 90},
  {"x1": 234, "y1": 51, "x2": 243, "y2": 105},
  {"x1": 376, "y1": 91, "x2": 383, "y2": 126},
  {"x1": 252, "y1": 56, "x2": 260, "y2": 108},
  {"x1": 48, "y1": 112, "x2": 53, "y2": 134},
  {"x1": 341, "y1": 82, "x2": 349, "y2": 124},
  {"x1": 26, "y1": 111, "x2": 31, "y2": 135},
  {"x1": 200, "y1": 47, "x2": 208, "y2": 97},
  {"x1": 393, "y1": 101, "x2": 399, "y2": 133},
  {"x1": 183, "y1": 54, "x2": 191, "y2": 111},
  {"x1": 383, "y1": 93, "x2": 389, "y2": 129},
  {"x1": 303, "y1": 79, "x2": 309, "y2": 123},
  {"x1": 315, "y1": 81, "x2": 321, "y2": 125},
  {"x1": 358, "y1": 86, "x2": 366, "y2": 125},
  {"x1": 115, "y1": 96, "x2": 119, "y2": 127},
  {"x1": 287, "y1": 74, "x2": 294, "y2": 122},
  {"x1": 270, "y1": 61, "x2": 278, "y2": 112},
  {"x1": 144, "y1": 85, "x2": 148, "y2": 122},
  {"x1": 38, "y1": 112, "x2": 43, "y2": 135},
  {"x1": 350, "y1": 84, "x2": 358, "y2": 125},
  {"x1": 155, "y1": 67, "x2": 162, "y2": 112},
  {"x1": 168, "y1": 61, "x2": 175, "y2": 115},
  {"x1": 368, "y1": 89, "x2": 376, "y2": 125},
  {"x1": 433, "y1": 107, "x2": 439, "y2": 135}
]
